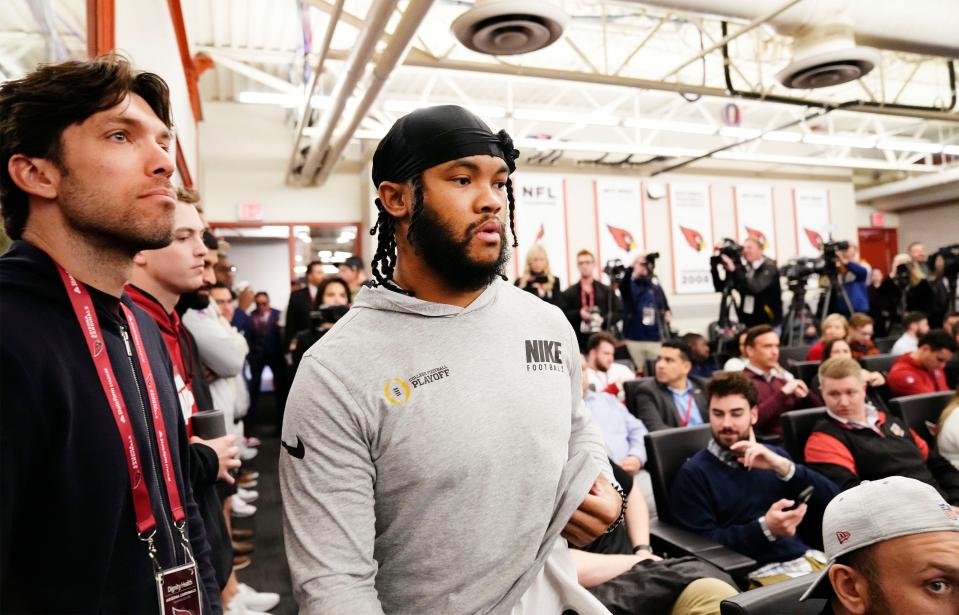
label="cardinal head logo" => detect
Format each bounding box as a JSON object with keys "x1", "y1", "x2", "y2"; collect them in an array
[
  {"x1": 804, "y1": 227, "x2": 824, "y2": 250},
  {"x1": 93, "y1": 340, "x2": 104, "y2": 357},
  {"x1": 744, "y1": 227, "x2": 768, "y2": 249},
  {"x1": 680, "y1": 226, "x2": 705, "y2": 252},
  {"x1": 533, "y1": 223, "x2": 545, "y2": 243},
  {"x1": 607, "y1": 225, "x2": 637, "y2": 252}
]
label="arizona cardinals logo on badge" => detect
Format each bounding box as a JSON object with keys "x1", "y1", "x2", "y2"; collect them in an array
[
  {"x1": 534, "y1": 223, "x2": 545, "y2": 243},
  {"x1": 133, "y1": 470, "x2": 142, "y2": 489},
  {"x1": 607, "y1": 225, "x2": 637, "y2": 252},
  {"x1": 804, "y1": 227, "x2": 824, "y2": 250},
  {"x1": 836, "y1": 530, "x2": 851, "y2": 544},
  {"x1": 745, "y1": 226, "x2": 768, "y2": 249},
  {"x1": 93, "y1": 340, "x2": 104, "y2": 357},
  {"x1": 680, "y1": 226, "x2": 705, "y2": 252}
]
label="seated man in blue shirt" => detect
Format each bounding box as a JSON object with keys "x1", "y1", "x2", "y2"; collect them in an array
[
  {"x1": 580, "y1": 354, "x2": 655, "y2": 518},
  {"x1": 669, "y1": 373, "x2": 838, "y2": 586},
  {"x1": 630, "y1": 339, "x2": 708, "y2": 431}
]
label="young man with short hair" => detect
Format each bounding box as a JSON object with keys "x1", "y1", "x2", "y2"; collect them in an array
[
  {"x1": 799, "y1": 477, "x2": 959, "y2": 614},
  {"x1": 887, "y1": 329, "x2": 958, "y2": 397},
  {"x1": 281, "y1": 105, "x2": 622, "y2": 614},
  {"x1": 670, "y1": 374, "x2": 838, "y2": 585},
  {"x1": 0, "y1": 56, "x2": 220, "y2": 612},
  {"x1": 682, "y1": 332, "x2": 718, "y2": 379},
  {"x1": 585, "y1": 331, "x2": 635, "y2": 402},
  {"x1": 890, "y1": 311, "x2": 929, "y2": 356},
  {"x1": 563, "y1": 249, "x2": 622, "y2": 352},
  {"x1": 804, "y1": 357, "x2": 959, "y2": 505},
  {"x1": 741, "y1": 325, "x2": 821, "y2": 435},
  {"x1": 630, "y1": 339, "x2": 708, "y2": 432}
]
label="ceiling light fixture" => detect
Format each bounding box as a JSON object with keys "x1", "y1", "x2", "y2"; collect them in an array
[
  {"x1": 512, "y1": 108, "x2": 620, "y2": 126},
  {"x1": 624, "y1": 117, "x2": 717, "y2": 135},
  {"x1": 761, "y1": 130, "x2": 804, "y2": 143},
  {"x1": 803, "y1": 133, "x2": 877, "y2": 149},
  {"x1": 875, "y1": 139, "x2": 943, "y2": 154}
]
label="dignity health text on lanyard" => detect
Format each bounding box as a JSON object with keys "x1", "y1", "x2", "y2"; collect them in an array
[{"x1": 55, "y1": 264, "x2": 203, "y2": 615}]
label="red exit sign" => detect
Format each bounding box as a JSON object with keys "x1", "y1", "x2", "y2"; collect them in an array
[
  {"x1": 238, "y1": 202, "x2": 262, "y2": 221},
  {"x1": 871, "y1": 212, "x2": 885, "y2": 226}
]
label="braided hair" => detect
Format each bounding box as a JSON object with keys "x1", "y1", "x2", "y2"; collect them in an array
[{"x1": 368, "y1": 175, "x2": 519, "y2": 294}]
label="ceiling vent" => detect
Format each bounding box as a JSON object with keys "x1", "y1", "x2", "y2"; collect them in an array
[
  {"x1": 776, "y1": 24, "x2": 880, "y2": 89},
  {"x1": 451, "y1": 0, "x2": 569, "y2": 56}
]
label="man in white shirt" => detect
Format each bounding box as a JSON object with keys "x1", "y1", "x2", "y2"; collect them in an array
[
  {"x1": 586, "y1": 332, "x2": 636, "y2": 402},
  {"x1": 891, "y1": 311, "x2": 929, "y2": 356}
]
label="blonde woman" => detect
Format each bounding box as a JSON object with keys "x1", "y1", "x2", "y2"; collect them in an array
[
  {"x1": 938, "y1": 389, "x2": 959, "y2": 471},
  {"x1": 806, "y1": 313, "x2": 849, "y2": 361},
  {"x1": 516, "y1": 244, "x2": 562, "y2": 305}
]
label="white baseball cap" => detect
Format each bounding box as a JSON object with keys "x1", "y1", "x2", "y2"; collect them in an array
[{"x1": 800, "y1": 476, "x2": 959, "y2": 601}]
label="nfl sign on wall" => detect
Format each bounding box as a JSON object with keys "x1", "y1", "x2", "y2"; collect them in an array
[
  {"x1": 793, "y1": 188, "x2": 831, "y2": 257},
  {"x1": 734, "y1": 185, "x2": 777, "y2": 259},
  {"x1": 594, "y1": 178, "x2": 645, "y2": 279},
  {"x1": 669, "y1": 183, "x2": 714, "y2": 294},
  {"x1": 512, "y1": 174, "x2": 570, "y2": 285}
]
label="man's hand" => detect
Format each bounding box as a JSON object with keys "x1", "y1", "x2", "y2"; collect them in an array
[
  {"x1": 729, "y1": 440, "x2": 793, "y2": 477},
  {"x1": 764, "y1": 499, "x2": 807, "y2": 538},
  {"x1": 191, "y1": 434, "x2": 241, "y2": 484},
  {"x1": 580, "y1": 307, "x2": 593, "y2": 321},
  {"x1": 562, "y1": 473, "x2": 623, "y2": 547},
  {"x1": 781, "y1": 379, "x2": 809, "y2": 398},
  {"x1": 618, "y1": 456, "x2": 642, "y2": 474},
  {"x1": 720, "y1": 255, "x2": 736, "y2": 271}
]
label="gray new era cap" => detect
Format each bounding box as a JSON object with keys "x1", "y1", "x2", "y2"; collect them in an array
[{"x1": 800, "y1": 476, "x2": 959, "y2": 601}]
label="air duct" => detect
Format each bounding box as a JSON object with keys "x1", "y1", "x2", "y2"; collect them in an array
[{"x1": 451, "y1": 0, "x2": 569, "y2": 56}]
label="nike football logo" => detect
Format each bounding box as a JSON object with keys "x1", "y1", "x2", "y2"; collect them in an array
[{"x1": 282, "y1": 436, "x2": 305, "y2": 459}]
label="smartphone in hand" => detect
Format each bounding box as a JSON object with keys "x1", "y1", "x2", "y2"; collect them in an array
[{"x1": 784, "y1": 485, "x2": 814, "y2": 511}]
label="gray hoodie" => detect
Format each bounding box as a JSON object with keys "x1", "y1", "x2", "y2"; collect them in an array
[{"x1": 280, "y1": 279, "x2": 613, "y2": 614}]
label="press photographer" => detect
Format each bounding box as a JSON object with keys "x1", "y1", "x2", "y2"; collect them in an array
[
  {"x1": 900, "y1": 242, "x2": 957, "y2": 328},
  {"x1": 292, "y1": 277, "x2": 352, "y2": 374},
  {"x1": 620, "y1": 252, "x2": 671, "y2": 372},
  {"x1": 827, "y1": 242, "x2": 869, "y2": 317},
  {"x1": 710, "y1": 237, "x2": 782, "y2": 328},
  {"x1": 562, "y1": 250, "x2": 622, "y2": 352}
]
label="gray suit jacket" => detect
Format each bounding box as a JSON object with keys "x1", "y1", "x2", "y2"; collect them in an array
[{"x1": 630, "y1": 376, "x2": 709, "y2": 431}]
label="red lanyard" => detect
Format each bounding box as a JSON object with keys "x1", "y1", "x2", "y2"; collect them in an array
[
  {"x1": 679, "y1": 393, "x2": 696, "y2": 427},
  {"x1": 55, "y1": 264, "x2": 185, "y2": 535},
  {"x1": 581, "y1": 286, "x2": 594, "y2": 309}
]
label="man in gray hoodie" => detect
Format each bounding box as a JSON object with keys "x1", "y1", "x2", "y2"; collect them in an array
[{"x1": 280, "y1": 106, "x2": 623, "y2": 614}]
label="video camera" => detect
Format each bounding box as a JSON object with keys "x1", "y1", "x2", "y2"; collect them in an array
[
  {"x1": 309, "y1": 304, "x2": 349, "y2": 331},
  {"x1": 717, "y1": 238, "x2": 743, "y2": 261},
  {"x1": 604, "y1": 259, "x2": 626, "y2": 280}
]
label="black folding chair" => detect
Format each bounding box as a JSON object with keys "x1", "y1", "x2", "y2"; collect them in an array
[
  {"x1": 781, "y1": 407, "x2": 828, "y2": 463},
  {"x1": 779, "y1": 345, "x2": 811, "y2": 368},
  {"x1": 788, "y1": 360, "x2": 821, "y2": 387},
  {"x1": 888, "y1": 391, "x2": 954, "y2": 445},
  {"x1": 622, "y1": 377, "x2": 653, "y2": 418},
  {"x1": 720, "y1": 573, "x2": 824, "y2": 615},
  {"x1": 859, "y1": 353, "x2": 897, "y2": 375},
  {"x1": 644, "y1": 426, "x2": 756, "y2": 581},
  {"x1": 874, "y1": 336, "x2": 895, "y2": 354}
]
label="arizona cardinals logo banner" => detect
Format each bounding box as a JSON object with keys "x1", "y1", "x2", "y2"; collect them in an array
[
  {"x1": 594, "y1": 178, "x2": 644, "y2": 282},
  {"x1": 511, "y1": 173, "x2": 570, "y2": 285},
  {"x1": 669, "y1": 183, "x2": 714, "y2": 294},
  {"x1": 793, "y1": 188, "x2": 831, "y2": 257},
  {"x1": 734, "y1": 185, "x2": 777, "y2": 259}
]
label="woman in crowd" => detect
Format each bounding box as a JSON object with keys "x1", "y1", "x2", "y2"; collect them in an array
[
  {"x1": 292, "y1": 276, "x2": 353, "y2": 373},
  {"x1": 938, "y1": 389, "x2": 959, "y2": 471},
  {"x1": 867, "y1": 267, "x2": 899, "y2": 337},
  {"x1": 806, "y1": 314, "x2": 848, "y2": 361},
  {"x1": 516, "y1": 243, "x2": 563, "y2": 305},
  {"x1": 846, "y1": 312, "x2": 880, "y2": 360}
]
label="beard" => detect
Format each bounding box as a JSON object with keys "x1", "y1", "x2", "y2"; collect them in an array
[
  {"x1": 58, "y1": 165, "x2": 175, "y2": 256},
  {"x1": 713, "y1": 425, "x2": 752, "y2": 450},
  {"x1": 175, "y1": 287, "x2": 211, "y2": 315},
  {"x1": 409, "y1": 201, "x2": 510, "y2": 293}
]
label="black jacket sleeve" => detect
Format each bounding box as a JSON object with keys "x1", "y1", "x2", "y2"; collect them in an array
[
  {"x1": 190, "y1": 442, "x2": 221, "y2": 487},
  {"x1": 927, "y1": 449, "x2": 959, "y2": 505},
  {"x1": 733, "y1": 261, "x2": 778, "y2": 295},
  {"x1": 632, "y1": 386, "x2": 669, "y2": 431}
]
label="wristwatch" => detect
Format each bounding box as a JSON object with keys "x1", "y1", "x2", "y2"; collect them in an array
[{"x1": 632, "y1": 544, "x2": 651, "y2": 554}]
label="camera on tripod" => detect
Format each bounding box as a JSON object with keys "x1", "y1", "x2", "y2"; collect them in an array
[
  {"x1": 309, "y1": 304, "x2": 349, "y2": 333},
  {"x1": 717, "y1": 238, "x2": 744, "y2": 262}
]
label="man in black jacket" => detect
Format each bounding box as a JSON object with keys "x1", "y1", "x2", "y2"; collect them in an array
[
  {"x1": 630, "y1": 339, "x2": 708, "y2": 431},
  {"x1": 562, "y1": 249, "x2": 622, "y2": 352},
  {"x1": 285, "y1": 259, "x2": 324, "y2": 353},
  {"x1": 711, "y1": 237, "x2": 782, "y2": 327},
  {"x1": 0, "y1": 58, "x2": 221, "y2": 612}
]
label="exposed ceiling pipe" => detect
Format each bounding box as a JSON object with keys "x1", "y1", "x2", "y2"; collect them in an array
[
  {"x1": 314, "y1": 0, "x2": 435, "y2": 185},
  {"x1": 627, "y1": 0, "x2": 959, "y2": 58},
  {"x1": 286, "y1": 0, "x2": 346, "y2": 183},
  {"x1": 298, "y1": 0, "x2": 400, "y2": 183}
]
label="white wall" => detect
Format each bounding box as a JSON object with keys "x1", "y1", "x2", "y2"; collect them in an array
[
  {"x1": 199, "y1": 102, "x2": 364, "y2": 224},
  {"x1": 115, "y1": 0, "x2": 198, "y2": 181},
  {"x1": 228, "y1": 237, "x2": 292, "y2": 319},
  {"x1": 895, "y1": 202, "x2": 959, "y2": 250}
]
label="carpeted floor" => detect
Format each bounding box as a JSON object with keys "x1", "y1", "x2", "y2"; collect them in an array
[{"x1": 234, "y1": 396, "x2": 295, "y2": 614}]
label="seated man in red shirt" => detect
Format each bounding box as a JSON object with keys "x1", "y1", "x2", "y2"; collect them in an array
[
  {"x1": 887, "y1": 329, "x2": 957, "y2": 397},
  {"x1": 805, "y1": 358, "x2": 959, "y2": 505},
  {"x1": 741, "y1": 325, "x2": 821, "y2": 436}
]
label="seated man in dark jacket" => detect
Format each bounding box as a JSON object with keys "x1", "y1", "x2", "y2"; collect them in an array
[
  {"x1": 805, "y1": 357, "x2": 959, "y2": 505},
  {"x1": 670, "y1": 374, "x2": 838, "y2": 585},
  {"x1": 630, "y1": 339, "x2": 708, "y2": 431}
]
